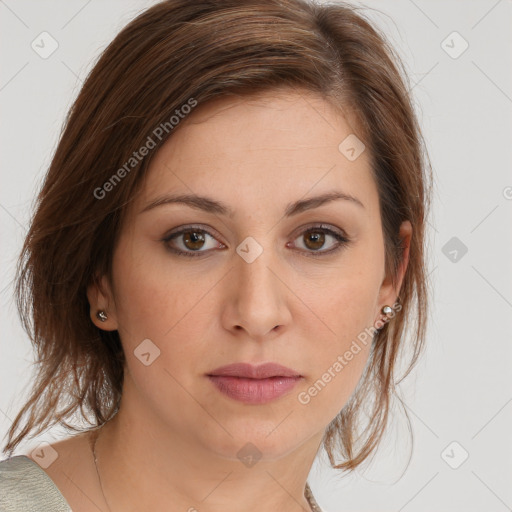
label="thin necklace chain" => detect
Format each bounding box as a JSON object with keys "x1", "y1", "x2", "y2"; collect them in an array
[
  {"x1": 90, "y1": 429, "x2": 113, "y2": 512},
  {"x1": 90, "y1": 428, "x2": 322, "y2": 512}
]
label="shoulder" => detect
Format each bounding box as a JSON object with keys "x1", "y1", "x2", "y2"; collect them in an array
[{"x1": 0, "y1": 455, "x2": 71, "y2": 512}]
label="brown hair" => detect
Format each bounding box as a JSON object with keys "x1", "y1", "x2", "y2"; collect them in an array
[{"x1": 3, "y1": 0, "x2": 433, "y2": 472}]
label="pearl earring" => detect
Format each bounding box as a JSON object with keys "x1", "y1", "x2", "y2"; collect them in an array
[{"x1": 381, "y1": 305, "x2": 393, "y2": 316}]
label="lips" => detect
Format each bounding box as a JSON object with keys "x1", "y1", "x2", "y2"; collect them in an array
[
  {"x1": 207, "y1": 363, "x2": 303, "y2": 405},
  {"x1": 207, "y1": 362, "x2": 302, "y2": 379}
]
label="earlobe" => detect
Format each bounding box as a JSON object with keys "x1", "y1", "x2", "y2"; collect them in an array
[{"x1": 87, "y1": 274, "x2": 119, "y2": 331}]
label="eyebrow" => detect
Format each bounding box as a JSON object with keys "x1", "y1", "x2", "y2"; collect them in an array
[{"x1": 140, "y1": 190, "x2": 365, "y2": 217}]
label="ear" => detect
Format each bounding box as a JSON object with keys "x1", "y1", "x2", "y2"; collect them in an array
[
  {"x1": 376, "y1": 220, "x2": 412, "y2": 320},
  {"x1": 87, "y1": 274, "x2": 119, "y2": 331}
]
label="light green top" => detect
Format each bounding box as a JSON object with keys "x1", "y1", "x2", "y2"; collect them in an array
[{"x1": 0, "y1": 455, "x2": 71, "y2": 512}]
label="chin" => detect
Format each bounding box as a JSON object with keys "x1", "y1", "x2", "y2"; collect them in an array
[{"x1": 199, "y1": 419, "x2": 308, "y2": 463}]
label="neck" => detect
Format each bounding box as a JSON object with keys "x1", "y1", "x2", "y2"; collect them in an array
[{"x1": 89, "y1": 380, "x2": 324, "y2": 512}]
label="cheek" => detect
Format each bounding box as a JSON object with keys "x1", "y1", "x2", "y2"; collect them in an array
[
  {"x1": 296, "y1": 281, "x2": 376, "y2": 419},
  {"x1": 297, "y1": 343, "x2": 371, "y2": 427},
  {"x1": 294, "y1": 257, "x2": 381, "y2": 414},
  {"x1": 302, "y1": 263, "x2": 381, "y2": 345},
  {"x1": 305, "y1": 286, "x2": 374, "y2": 383},
  {"x1": 111, "y1": 244, "x2": 221, "y2": 366}
]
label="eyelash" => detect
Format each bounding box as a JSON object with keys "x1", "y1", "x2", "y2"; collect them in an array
[{"x1": 161, "y1": 224, "x2": 351, "y2": 259}]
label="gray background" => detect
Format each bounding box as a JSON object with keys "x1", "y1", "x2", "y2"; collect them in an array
[{"x1": 1, "y1": 1, "x2": 511, "y2": 511}]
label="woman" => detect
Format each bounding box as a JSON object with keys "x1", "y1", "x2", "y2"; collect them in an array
[{"x1": 0, "y1": 0, "x2": 432, "y2": 510}]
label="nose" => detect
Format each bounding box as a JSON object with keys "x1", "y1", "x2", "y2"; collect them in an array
[{"x1": 221, "y1": 242, "x2": 292, "y2": 340}]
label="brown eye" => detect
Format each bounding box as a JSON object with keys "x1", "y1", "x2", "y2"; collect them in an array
[
  {"x1": 163, "y1": 227, "x2": 224, "y2": 257},
  {"x1": 182, "y1": 230, "x2": 206, "y2": 250},
  {"x1": 303, "y1": 230, "x2": 326, "y2": 251},
  {"x1": 289, "y1": 225, "x2": 350, "y2": 257}
]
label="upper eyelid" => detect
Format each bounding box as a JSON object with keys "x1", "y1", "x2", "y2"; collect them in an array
[
  {"x1": 163, "y1": 224, "x2": 225, "y2": 244},
  {"x1": 163, "y1": 223, "x2": 348, "y2": 246}
]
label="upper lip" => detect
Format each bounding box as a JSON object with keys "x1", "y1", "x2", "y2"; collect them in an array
[{"x1": 207, "y1": 362, "x2": 302, "y2": 379}]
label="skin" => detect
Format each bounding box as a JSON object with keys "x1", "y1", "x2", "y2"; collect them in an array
[{"x1": 41, "y1": 88, "x2": 411, "y2": 512}]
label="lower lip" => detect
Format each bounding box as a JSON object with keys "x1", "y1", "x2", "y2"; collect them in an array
[{"x1": 207, "y1": 375, "x2": 302, "y2": 404}]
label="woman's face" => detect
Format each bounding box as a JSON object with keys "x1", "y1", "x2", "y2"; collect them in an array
[{"x1": 90, "y1": 88, "x2": 410, "y2": 460}]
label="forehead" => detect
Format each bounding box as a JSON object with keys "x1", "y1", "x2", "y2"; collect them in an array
[
  {"x1": 168, "y1": 88, "x2": 364, "y2": 154},
  {"x1": 137, "y1": 88, "x2": 378, "y2": 219}
]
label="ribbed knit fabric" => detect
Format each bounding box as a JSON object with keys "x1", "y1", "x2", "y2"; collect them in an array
[{"x1": 0, "y1": 455, "x2": 71, "y2": 512}]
